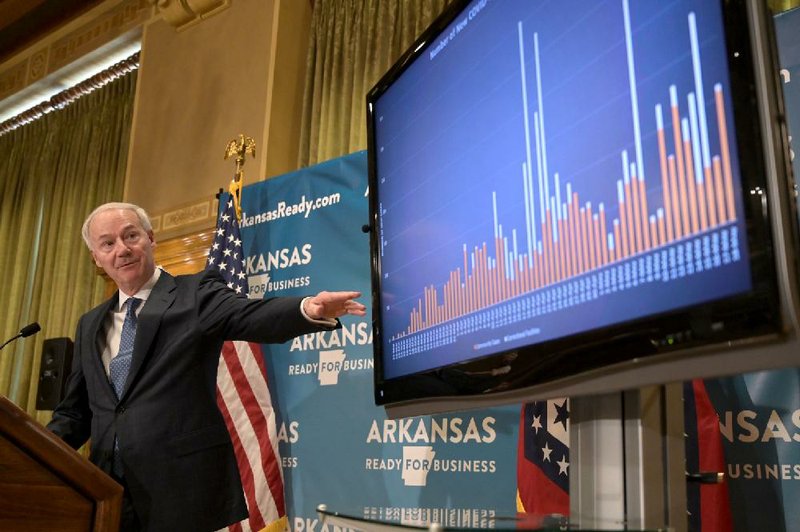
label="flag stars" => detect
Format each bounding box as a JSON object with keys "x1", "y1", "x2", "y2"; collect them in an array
[
  {"x1": 541, "y1": 442, "x2": 553, "y2": 462},
  {"x1": 532, "y1": 414, "x2": 542, "y2": 434},
  {"x1": 557, "y1": 455, "x2": 569, "y2": 475},
  {"x1": 554, "y1": 400, "x2": 569, "y2": 431},
  {"x1": 523, "y1": 401, "x2": 569, "y2": 498},
  {"x1": 210, "y1": 197, "x2": 250, "y2": 299}
]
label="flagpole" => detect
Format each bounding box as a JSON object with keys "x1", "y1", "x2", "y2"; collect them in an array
[
  {"x1": 215, "y1": 134, "x2": 288, "y2": 532},
  {"x1": 224, "y1": 133, "x2": 256, "y2": 220}
]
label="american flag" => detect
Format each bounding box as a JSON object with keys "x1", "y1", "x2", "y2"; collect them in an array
[
  {"x1": 207, "y1": 194, "x2": 287, "y2": 532},
  {"x1": 516, "y1": 399, "x2": 570, "y2": 515}
]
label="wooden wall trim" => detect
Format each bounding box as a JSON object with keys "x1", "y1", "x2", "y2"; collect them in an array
[{"x1": 153, "y1": 227, "x2": 215, "y2": 276}]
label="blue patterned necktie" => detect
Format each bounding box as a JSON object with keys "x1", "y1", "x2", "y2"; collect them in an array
[
  {"x1": 110, "y1": 297, "x2": 141, "y2": 399},
  {"x1": 110, "y1": 296, "x2": 140, "y2": 477}
]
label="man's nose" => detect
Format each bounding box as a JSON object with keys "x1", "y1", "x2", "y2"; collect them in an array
[{"x1": 114, "y1": 239, "x2": 132, "y2": 254}]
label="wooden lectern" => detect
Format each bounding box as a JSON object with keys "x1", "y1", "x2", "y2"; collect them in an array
[{"x1": 0, "y1": 395, "x2": 121, "y2": 530}]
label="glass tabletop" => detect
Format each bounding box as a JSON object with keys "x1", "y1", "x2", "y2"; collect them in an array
[{"x1": 316, "y1": 504, "x2": 666, "y2": 532}]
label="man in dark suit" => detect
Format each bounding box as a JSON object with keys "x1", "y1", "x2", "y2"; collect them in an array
[{"x1": 47, "y1": 202, "x2": 366, "y2": 531}]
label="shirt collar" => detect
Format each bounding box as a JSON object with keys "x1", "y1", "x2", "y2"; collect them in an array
[{"x1": 117, "y1": 267, "x2": 162, "y2": 311}]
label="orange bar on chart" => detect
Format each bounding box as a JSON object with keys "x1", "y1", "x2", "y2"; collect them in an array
[
  {"x1": 556, "y1": 217, "x2": 564, "y2": 281},
  {"x1": 637, "y1": 175, "x2": 650, "y2": 250},
  {"x1": 572, "y1": 193, "x2": 582, "y2": 274},
  {"x1": 696, "y1": 174, "x2": 708, "y2": 231},
  {"x1": 546, "y1": 211, "x2": 555, "y2": 285},
  {"x1": 624, "y1": 177, "x2": 635, "y2": 255},
  {"x1": 580, "y1": 207, "x2": 590, "y2": 273},
  {"x1": 481, "y1": 243, "x2": 491, "y2": 306},
  {"x1": 713, "y1": 157, "x2": 726, "y2": 224},
  {"x1": 671, "y1": 94, "x2": 688, "y2": 238},
  {"x1": 477, "y1": 250, "x2": 483, "y2": 308},
  {"x1": 630, "y1": 169, "x2": 643, "y2": 254},
  {"x1": 535, "y1": 247, "x2": 543, "y2": 290},
  {"x1": 668, "y1": 155, "x2": 682, "y2": 239},
  {"x1": 657, "y1": 112, "x2": 674, "y2": 244},
  {"x1": 649, "y1": 216, "x2": 658, "y2": 249},
  {"x1": 567, "y1": 199, "x2": 577, "y2": 277},
  {"x1": 715, "y1": 85, "x2": 736, "y2": 221},
  {"x1": 495, "y1": 236, "x2": 504, "y2": 303},
  {"x1": 705, "y1": 166, "x2": 718, "y2": 227},
  {"x1": 600, "y1": 205, "x2": 609, "y2": 266},
  {"x1": 593, "y1": 213, "x2": 603, "y2": 268},
  {"x1": 586, "y1": 205, "x2": 596, "y2": 270},
  {"x1": 563, "y1": 213, "x2": 573, "y2": 279},
  {"x1": 523, "y1": 254, "x2": 531, "y2": 293},
  {"x1": 455, "y1": 268, "x2": 463, "y2": 318},
  {"x1": 677, "y1": 154, "x2": 690, "y2": 240},
  {"x1": 683, "y1": 136, "x2": 699, "y2": 234},
  {"x1": 618, "y1": 185, "x2": 630, "y2": 259}
]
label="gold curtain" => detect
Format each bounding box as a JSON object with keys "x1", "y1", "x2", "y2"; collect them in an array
[
  {"x1": 769, "y1": 0, "x2": 800, "y2": 12},
  {"x1": 0, "y1": 72, "x2": 137, "y2": 424},
  {"x1": 298, "y1": 0, "x2": 452, "y2": 167}
]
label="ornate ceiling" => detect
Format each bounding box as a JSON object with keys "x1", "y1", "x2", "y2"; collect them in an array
[{"x1": 0, "y1": 0, "x2": 107, "y2": 64}]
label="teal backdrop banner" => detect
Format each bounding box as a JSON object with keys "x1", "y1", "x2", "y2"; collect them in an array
[
  {"x1": 704, "y1": 371, "x2": 800, "y2": 532},
  {"x1": 237, "y1": 151, "x2": 519, "y2": 530}
]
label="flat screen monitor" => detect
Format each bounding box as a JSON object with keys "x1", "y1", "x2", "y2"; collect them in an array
[{"x1": 367, "y1": 0, "x2": 799, "y2": 417}]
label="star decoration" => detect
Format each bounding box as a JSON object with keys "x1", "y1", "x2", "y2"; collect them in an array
[
  {"x1": 532, "y1": 414, "x2": 542, "y2": 434},
  {"x1": 542, "y1": 442, "x2": 553, "y2": 462},
  {"x1": 557, "y1": 455, "x2": 569, "y2": 475},
  {"x1": 554, "y1": 400, "x2": 569, "y2": 431},
  {"x1": 207, "y1": 195, "x2": 251, "y2": 298}
]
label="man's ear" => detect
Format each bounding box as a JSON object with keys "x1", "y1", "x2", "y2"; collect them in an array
[
  {"x1": 148, "y1": 230, "x2": 156, "y2": 249},
  {"x1": 90, "y1": 250, "x2": 101, "y2": 268}
]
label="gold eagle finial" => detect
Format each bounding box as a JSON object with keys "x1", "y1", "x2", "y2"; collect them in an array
[{"x1": 224, "y1": 134, "x2": 256, "y2": 220}]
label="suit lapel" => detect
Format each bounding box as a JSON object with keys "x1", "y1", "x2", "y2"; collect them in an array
[
  {"x1": 89, "y1": 295, "x2": 120, "y2": 403},
  {"x1": 120, "y1": 271, "x2": 177, "y2": 401}
]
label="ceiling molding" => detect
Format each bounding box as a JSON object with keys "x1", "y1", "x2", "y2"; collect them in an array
[
  {"x1": 0, "y1": 0, "x2": 150, "y2": 112},
  {"x1": 147, "y1": 0, "x2": 230, "y2": 31}
]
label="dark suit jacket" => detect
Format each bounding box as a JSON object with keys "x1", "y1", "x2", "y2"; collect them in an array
[{"x1": 48, "y1": 269, "x2": 334, "y2": 531}]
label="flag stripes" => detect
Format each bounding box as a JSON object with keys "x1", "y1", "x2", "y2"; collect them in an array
[{"x1": 209, "y1": 196, "x2": 286, "y2": 532}]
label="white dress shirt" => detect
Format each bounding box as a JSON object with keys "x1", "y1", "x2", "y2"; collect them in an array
[{"x1": 101, "y1": 268, "x2": 162, "y2": 375}]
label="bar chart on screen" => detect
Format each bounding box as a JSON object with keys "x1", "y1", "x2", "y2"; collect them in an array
[{"x1": 375, "y1": 0, "x2": 751, "y2": 376}]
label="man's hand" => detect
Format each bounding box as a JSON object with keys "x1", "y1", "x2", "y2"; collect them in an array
[{"x1": 303, "y1": 291, "x2": 367, "y2": 320}]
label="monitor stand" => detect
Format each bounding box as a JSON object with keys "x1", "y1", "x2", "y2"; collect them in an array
[{"x1": 570, "y1": 384, "x2": 687, "y2": 531}]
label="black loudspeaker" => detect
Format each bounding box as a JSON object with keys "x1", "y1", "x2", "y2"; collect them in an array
[{"x1": 36, "y1": 337, "x2": 74, "y2": 410}]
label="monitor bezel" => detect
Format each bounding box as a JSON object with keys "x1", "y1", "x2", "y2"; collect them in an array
[{"x1": 366, "y1": 0, "x2": 798, "y2": 415}]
